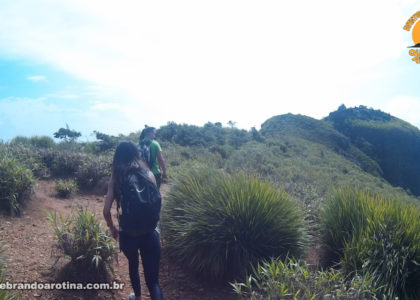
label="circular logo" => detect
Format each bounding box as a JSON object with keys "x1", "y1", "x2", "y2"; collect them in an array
[{"x1": 412, "y1": 21, "x2": 420, "y2": 46}]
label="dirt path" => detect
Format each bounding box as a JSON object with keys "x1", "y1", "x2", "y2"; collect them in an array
[{"x1": 0, "y1": 181, "x2": 237, "y2": 300}]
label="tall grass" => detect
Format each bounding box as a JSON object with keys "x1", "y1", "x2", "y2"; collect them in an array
[
  {"x1": 320, "y1": 188, "x2": 377, "y2": 264},
  {"x1": 10, "y1": 135, "x2": 54, "y2": 149},
  {"x1": 231, "y1": 257, "x2": 380, "y2": 299},
  {"x1": 162, "y1": 167, "x2": 307, "y2": 280},
  {"x1": 54, "y1": 179, "x2": 78, "y2": 198},
  {"x1": 48, "y1": 206, "x2": 117, "y2": 273},
  {"x1": 74, "y1": 155, "x2": 111, "y2": 191},
  {"x1": 0, "y1": 154, "x2": 34, "y2": 214},
  {"x1": 321, "y1": 188, "x2": 420, "y2": 299}
]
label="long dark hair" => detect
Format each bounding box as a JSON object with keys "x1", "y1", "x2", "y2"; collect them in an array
[
  {"x1": 112, "y1": 140, "x2": 143, "y2": 193},
  {"x1": 139, "y1": 127, "x2": 156, "y2": 141}
]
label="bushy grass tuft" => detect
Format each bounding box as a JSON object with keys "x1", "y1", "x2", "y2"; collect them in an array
[
  {"x1": 0, "y1": 144, "x2": 49, "y2": 179},
  {"x1": 321, "y1": 188, "x2": 420, "y2": 299},
  {"x1": 48, "y1": 206, "x2": 117, "y2": 273},
  {"x1": 10, "y1": 135, "x2": 54, "y2": 148},
  {"x1": 162, "y1": 167, "x2": 307, "y2": 280},
  {"x1": 74, "y1": 155, "x2": 111, "y2": 191},
  {"x1": 320, "y1": 188, "x2": 377, "y2": 264},
  {"x1": 41, "y1": 149, "x2": 85, "y2": 178},
  {"x1": 54, "y1": 179, "x2": 78, "y2": 198},
  {"x1": 0, "y1": 154, "x2": 35, "y2": 215},
  {"x1": 231, "y1": 257, "x2": 381, "y2": 299}
]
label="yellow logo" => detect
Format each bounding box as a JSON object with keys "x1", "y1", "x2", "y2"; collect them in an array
[{"x1": 404, "y1": 11, "x2": 420, "y2": 63}]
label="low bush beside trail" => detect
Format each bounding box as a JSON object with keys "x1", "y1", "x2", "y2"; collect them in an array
[
  {"x1": 48, "y1": 206, "x2": 117, "y2": 275},
  {"x1": 162, "y1": 166, "x2": 307, "y2": 280},
  {"x1": 321, "y1": 188, "x2": 420, "y2": 299},
  {"x1": 0, "y1": 153, "x2": 34, "y2": 215},
  {"x1": 231, "y1": 257, "x2": 380, "y2": 299},
  {"x1": 54, "y1": 179, "x2": 78, "y2": 198},
  {"x1": 75, "y1": 155, "x2": 111, "y2": 191}
]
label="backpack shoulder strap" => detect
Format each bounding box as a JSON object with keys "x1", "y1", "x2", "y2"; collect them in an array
[{"x1": 139, "y1": 138, "x2": 152, "y2": 146}]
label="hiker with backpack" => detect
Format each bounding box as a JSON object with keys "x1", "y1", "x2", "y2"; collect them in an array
[
  {"x1": 103, "y1": 140, "x2": 164, "y2": 300},
  {"x1": 138, "y1": 127, "x2": 167, "y2": 190}
]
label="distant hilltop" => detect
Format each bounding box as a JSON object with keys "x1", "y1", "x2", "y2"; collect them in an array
[
  {"x1": 261, "y1": 105, "x2": 420, "y2": 196},
  {"x1": 325, "y1": 105, "x2": 420, "y2": 196}
]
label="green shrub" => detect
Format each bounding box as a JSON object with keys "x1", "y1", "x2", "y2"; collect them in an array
[
  {"x1": 54, "y1": 179, "x2": 78, "y2": 198},
  {"x1": 0, "y1": 154, "x2": 34, "y2": 214},
  {"x1": 342, "y1": 199, "x2": 420, "y2": 299},
  {"x1": 29, "y1": 136, "x2": 55, "y2": 148},
  {"x1": 40, "y1": 149, "x2": 85, "y2": 178},
  {"x1": 48, "y1": 206, "x2": 117, "y2": 272},
  {"x1": 1, "y1": 144, "x2": 49, "y2": 178},
  {"x1": 321, "y1": 188, "x2": 420, "y2": 299},
  {"x1": 74, "y1": 155, "x2": 112, "y2": 191},
  {"x1": 162, "y1": 167, "x2": 307, "y2": 280},
  {"x1": 10, "y1": 135, "x2": 54, "y2": 148},
  {"x1": 9, "y1": 136, "x2": 31, "y2": 146},
  {"x1": 320, "y1": 188, "x2": 377, "y2": 264},
  {"x1": 231, "y1": 257, "x2": 381, "y2": 299}
]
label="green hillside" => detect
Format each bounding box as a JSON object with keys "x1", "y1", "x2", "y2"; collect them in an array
[
  {"x1": 325, "y1": 105, "x2": 420, "y2": 196},
  {"x1": 3, "y1": 106, "x2": 420, "y2": 298},
  {"x1": 157, "y1": 116, "x2": 419, "y2": 211},
  {"x1": 3, "y1": 109, "x2": 419, "y2": 214},
  {"x1": 260, "y1": 113, "x2": 382, "y2": 176}
]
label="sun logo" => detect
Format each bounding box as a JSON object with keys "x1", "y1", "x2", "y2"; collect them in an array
[{"x1": 404, "y1": 11, "x2": 420, "y2": 63}]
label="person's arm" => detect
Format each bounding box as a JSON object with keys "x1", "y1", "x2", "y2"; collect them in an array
[
  {"x1": 157, "y1": 151, "x2": 168, "y2": 181},
  {"x1": 103, "y1": 176, "x2": 119, "y2": 240},
  {"x1": 147, "y1": 169, "x2": 158, "y2": 186}
]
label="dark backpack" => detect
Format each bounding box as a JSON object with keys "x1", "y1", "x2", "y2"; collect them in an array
[
  {"x1": 117, "y1": 169, "x2": 161, "y2": 235},
  {"x1": 138, "y1": 139, "x2": 153, "y2": 168}
]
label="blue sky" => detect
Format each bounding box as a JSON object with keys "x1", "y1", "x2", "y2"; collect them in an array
[{"x1": 1, "y1": 0, "x2": 420, "y2": 142}]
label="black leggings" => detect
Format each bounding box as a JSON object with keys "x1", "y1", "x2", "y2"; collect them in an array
[
  {"x1": 155, "y1": 173, "x2": 162, "y2": 190},
  {"x1": 120, "y1": 230, "x2": 163, "y2": 300}
]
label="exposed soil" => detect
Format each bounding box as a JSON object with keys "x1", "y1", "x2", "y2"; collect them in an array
[{"x1": 0, "y1": 181, "x2": 237, "y2": 300}]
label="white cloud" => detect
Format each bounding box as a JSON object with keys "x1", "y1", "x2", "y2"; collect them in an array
[
  {"x1": 0, "y1": 0, "x2": 418, "y2": 137},
  {"x1": 27, "y1": 75, "x2": 46, "y2": 82},
  {"x1": 385, "y1": 96, "x2": 420, "y2": 129}
]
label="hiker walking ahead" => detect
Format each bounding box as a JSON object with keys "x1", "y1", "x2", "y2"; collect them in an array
[
  {"x1": 103, "y1": 141, "x2": 164, "y2": 300},
  {"x1": 139, "y1": 127, "x2": 167, "y2": 190}
]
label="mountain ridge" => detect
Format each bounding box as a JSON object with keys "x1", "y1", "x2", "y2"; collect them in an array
[{"x1": 258, "y1": 105, "x2": 420, "y2": 196}]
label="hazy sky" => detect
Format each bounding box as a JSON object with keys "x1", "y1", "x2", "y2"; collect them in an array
[{"x1": 0, "y1": 0, "x2": 419, "y2": 141}]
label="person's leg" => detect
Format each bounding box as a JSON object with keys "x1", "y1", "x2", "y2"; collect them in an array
[
  {"x1": 121, "y1": 246, "x2": 142, "y2": 298},
  {"x1": 154, "y1": 173, "x2": 162, "y2": 190},
  {"x1": 139, "y1": 230, "x2": 163, "y2": 300}
]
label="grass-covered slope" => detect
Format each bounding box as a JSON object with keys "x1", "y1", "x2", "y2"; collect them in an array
[
  {"x1": 325, "y1": 105, "x2": 420, "y2": 196},
  {"x1": 260, "y1": 113, "x2": 382, "y2": 176},
  {"x1": 159, "y1": 115, "x2": 419, "y2": 210}
]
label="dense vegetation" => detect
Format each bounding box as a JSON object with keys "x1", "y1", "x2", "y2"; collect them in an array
[
  {"x1": 326, "y1": 105, "x2": 420, "y2": 196},
  {"x1": 48, "y1": 207, "x2": 117, "y2": 274},
  {"x1": 232, "y1": 257, "x2": 381, "y2": 299},
  {"x1": 162, "y1": 167, "x2": 306, "y2": 280},
  {"x1": 0, "y1": 146, "x2": 35, "y2": 215},
  {"x1": 321, "y1": 188, "x2": 420, "y2": 298},
  {"x1": 1, "y1": 106, "x2": 420, "y2": 298}
]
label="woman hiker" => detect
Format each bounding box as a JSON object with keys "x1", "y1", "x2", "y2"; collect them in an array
[{"x1": 103, "y1": 140, "x2": 164, "y2": 300}]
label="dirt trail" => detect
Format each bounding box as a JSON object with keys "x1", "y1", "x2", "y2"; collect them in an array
[{"x1": 0, "y1": 181, "x2": 237, "y2": 300}]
